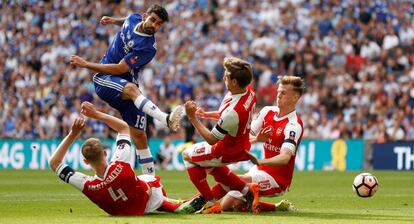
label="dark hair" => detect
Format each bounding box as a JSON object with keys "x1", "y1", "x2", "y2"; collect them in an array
[
  {"x1": 147, "y1": 4, "x2": 169, "y2": 22},
  {"x1": 223, "y1": 56, "x2": 253, "y2": 88},
  {"x1": 277, "y1": 76, "x2": 305, "y2": 96},
  {"x1": 81, "y1": 138, "x2": 104, "y2": 163}
]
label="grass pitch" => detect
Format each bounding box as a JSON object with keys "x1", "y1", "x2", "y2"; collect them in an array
[{"x1": 0, "y1": 170, "x2": 413, "y2": 224}]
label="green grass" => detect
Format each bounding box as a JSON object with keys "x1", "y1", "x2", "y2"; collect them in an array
[{"x1": 0, "y1": 170, "x2": 413, "y2": 224}]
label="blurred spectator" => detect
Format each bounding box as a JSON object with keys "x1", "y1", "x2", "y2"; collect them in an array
[
  {"x1": 406, "y1": 119, "x2": 414, "y2": 140},
  {"x1": 382, "y1": 28, "x2": 399, "y2": 51},
  {"x1": 182, "y1": 116, "x2": 196, "y2": 143},
  {"x1": 360, "y1": 38, "x2": 381, "y2": 60},
  {"x1": 39, "y1": 108, "x2": 57, "y2": 139},
  {"x1": 156, "y1": 136, "x2": 175, "y2": 170},
  {"x1": 3, "y1": 111, "x2": 16, "y2": 139},
  {"x1": 386, "y1": 116, "x2": 406, "y2": 141}
]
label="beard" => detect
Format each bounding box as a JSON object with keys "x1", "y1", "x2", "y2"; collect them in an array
[{"x1": 143, "y1": 24, "x2": 155, "y2": 35}]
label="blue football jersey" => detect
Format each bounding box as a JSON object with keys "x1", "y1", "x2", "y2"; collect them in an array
[{"x1": 100, "y1": 13, "x2": 156, "y2": 84}]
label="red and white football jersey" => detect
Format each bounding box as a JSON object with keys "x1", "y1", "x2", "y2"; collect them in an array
[
  {"x1": 250, "y1": 106, "x2": 303, "y2": 190},
  {"x1": 56, "y1": 134, "x2": 159, "y2": 216},
  {"x1": 211, "y1": 86, "x2": 256, "y2": 163}
]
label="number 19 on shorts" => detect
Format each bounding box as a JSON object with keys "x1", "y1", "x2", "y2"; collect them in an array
[{"x1": 135, "y1": 115, "x2": 147, "y2": 130}]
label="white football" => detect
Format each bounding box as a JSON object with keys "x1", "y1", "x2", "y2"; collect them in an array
[{"x1": 352, "y1": 173, "x2": 379, "y2": 197}]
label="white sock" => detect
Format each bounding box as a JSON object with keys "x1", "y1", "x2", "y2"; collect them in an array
[
  {"x1": 136, "y1": 148, "x2": 155, "y2": 176},
  {"x1": 134, "y1": 95, "x2": 168, "y2": 127}
]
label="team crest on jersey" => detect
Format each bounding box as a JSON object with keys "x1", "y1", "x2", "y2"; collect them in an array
[
  {"x1": 127, "y1": 40, "x2": 135, "y2": 48},
  {"x1": 129, "y1": 56, "x2": 138, "y2": 64},
  {"x1": 276, "y1": 128, "x2": 283, "y2": 136},
  {"x1": 289, "y1": 131, "x2": 296, "y2": 140}
]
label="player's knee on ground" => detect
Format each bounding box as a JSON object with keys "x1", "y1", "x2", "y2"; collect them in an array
[
  {"x1": 182, "y1": 151, "x2": 191, "y2": 162},
  {"x1": 122, "y1": 83, "x2": 141, "y2": 100},
  {"x1": 221, "y1": 191, "x2": 245, "y2": 211},
  {"x1": 181, "y1": 150, "x2": 196, "y2": 169}
]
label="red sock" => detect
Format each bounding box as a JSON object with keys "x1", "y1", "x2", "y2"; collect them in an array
[
  {"x1": 211, "y1": 183, "x2": 228, "y2": 199},
  {"x1": 158, "y1": 200, "x2": 181, "y2": 212},
  {"x1": 210, "y1": 166, "x2": 246, "y2": 192},
  {"x1": 187, "y1": 166, "x2": 214, "y2": 201},
  {"x1": 259, "y1": 201, "x2": 276, "y2": 212}
]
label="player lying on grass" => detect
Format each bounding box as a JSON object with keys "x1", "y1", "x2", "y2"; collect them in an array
[
  {"x1": 200, "y1": 76, "x2": 305, "y2": 214},
  {"x1": 49, "y1": 102, "x2": 194, "y2": 216}
]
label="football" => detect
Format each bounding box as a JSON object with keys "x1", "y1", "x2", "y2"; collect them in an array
[{"x1": 352, "y1": 173, "x2": 379, "y2": 197}]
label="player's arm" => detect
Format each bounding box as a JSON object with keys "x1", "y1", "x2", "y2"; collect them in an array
[
  {"x1": 196, "y1": 108, "x2": 220, "y2": 120},
  {"x1": 249, "y1": 106, "x2": 271, "y2": 144},
  {"x1": 49, "y1": 117, "x2": 85, "y2": 172},
  {"x1": 247, "y1": 122, "x2": 302, "y2": 166},
  {"x1": 247, "y1": 149, "x2": 292, "y2": 166},
  {"x1": 81, "y1": 102, "x2": 131, "y2": 163},
  {"x1": 185, "y1": 101, "x2": 220, "y2": 145},
  {"x1": 70, "y1": 55, "x2": 130, "y2": 75},
  {"x1": 100, "y1": 16, "x2": 126, "y2": 26},
  {"x1": 81, "y1": 101, "x2": 129, "y2": 134},
  {"x1": 71, "y1": 48, "x2": 154, "y2": 75}
]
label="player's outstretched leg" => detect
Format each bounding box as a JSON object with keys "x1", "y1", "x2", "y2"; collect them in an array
[
  {"x1": 123, "y1": 83, "x2": 183, "y2": 131},
  {"x1": 209, "y1": 167, "x2": 259, "y2": 213},
  {"x1": 166, "y1": 105, "x2": 183, "y2": 131}
]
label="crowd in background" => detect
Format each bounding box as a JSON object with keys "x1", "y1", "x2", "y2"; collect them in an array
[{"x1": 1, "y1": 0, "x2": 414, "y2": 143}]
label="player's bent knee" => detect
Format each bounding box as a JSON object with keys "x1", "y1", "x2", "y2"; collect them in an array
[
  {"x1": 122, "y1": 83, "x2": 140, "y2": 99},
  {"x1": 182, "y1": 152, "x2": 191, "y2": 162}
]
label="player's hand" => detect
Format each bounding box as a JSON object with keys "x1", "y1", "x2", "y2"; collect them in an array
[
  {"x1": 81, "y1": 101, "x2": 99, "y2": 119},
  {"x1": 195, "y1": 107, "x2": 207, "y2": 118},
  {"x1": 256, "y1": 126, "x2": 273, "y2": 143},
  {"x1": 70, "y1": 55, "x2": 88, "y2": 68},
  {"x1": 245, "y1": 150, "x2": 261, "y2": 165},
  {"x1": 100, "y1": 16, "x2": 114, "y2": 25},
  {"x1": 71, "y1": 116, "x2": 86, "y2": 135},
  {"x1": 185, "y1": 101, "x2": 197, "y2": 118}
]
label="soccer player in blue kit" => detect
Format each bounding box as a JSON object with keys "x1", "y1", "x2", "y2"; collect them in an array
[{"x1": 70, "y1": 4, "x2": 182, "y2": 175}]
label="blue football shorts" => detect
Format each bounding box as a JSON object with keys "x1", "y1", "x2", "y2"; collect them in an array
[{"x1": 93, "y1": 73, "x2": 147, "y2": 131}]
